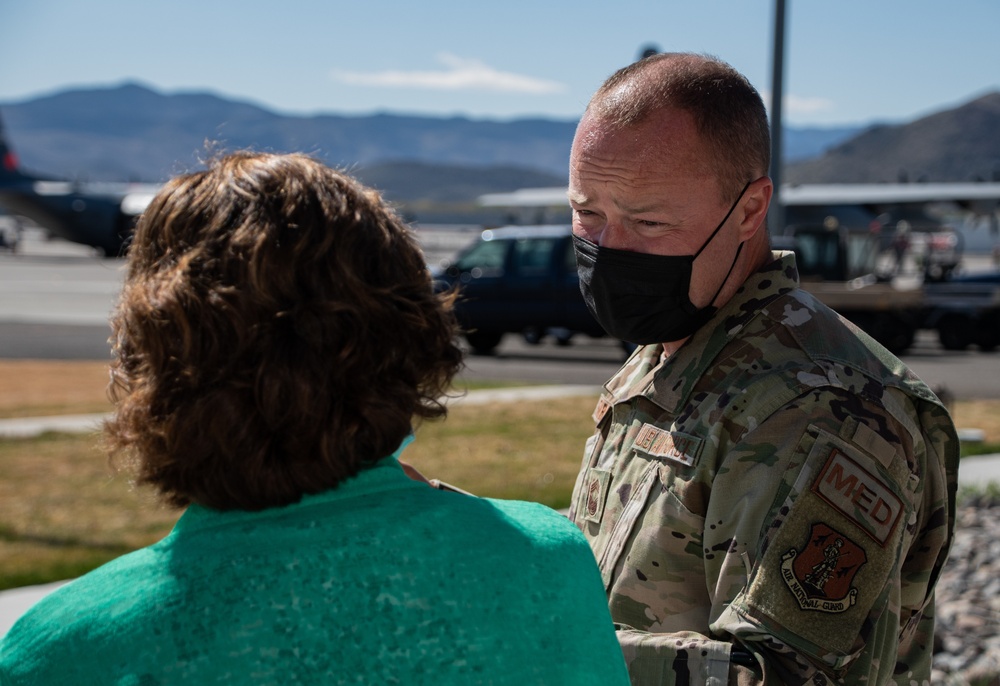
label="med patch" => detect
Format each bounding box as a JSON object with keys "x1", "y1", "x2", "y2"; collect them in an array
[{"x1": 812, "y1": 449, "x2": 903, "y2": 546}]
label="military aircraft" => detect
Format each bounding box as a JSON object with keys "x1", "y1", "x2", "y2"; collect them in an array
[{"x1": 0, "y1": 113, "x2": 158, "y2": 256}]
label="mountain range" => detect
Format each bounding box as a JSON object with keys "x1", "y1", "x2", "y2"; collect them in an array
[
  {"x1": 785, "y1": 91, "x2": 1000, "y2": 184},
  {"x1": 2, "y1": 82, "x2": 998, "y2": 221}
]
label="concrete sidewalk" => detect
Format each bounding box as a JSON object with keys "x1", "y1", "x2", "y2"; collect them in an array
[
  {"x1": 2, "y1": 384, "x2": 998, "y2": 639},
  {"x1": 0, "y1": 384, "x2": 605, "y2": 439}
]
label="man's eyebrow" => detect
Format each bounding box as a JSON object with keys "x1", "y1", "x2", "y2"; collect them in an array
[
  {"x1": 567, "y1": 192, "x2": 672, "y2": 217},
  {"x1": 615, "y1": 195, "x2": 682, "y2": 216},
  {"x1": 617, "y1": 200, "x2": 663, "y2": 214}
]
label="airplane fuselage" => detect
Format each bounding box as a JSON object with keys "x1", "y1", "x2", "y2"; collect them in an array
[{"x1": 0, "y1": 179, "x2": 153, "y2": 256}]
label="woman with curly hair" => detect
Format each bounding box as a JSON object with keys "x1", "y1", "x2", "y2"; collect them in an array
[{"x1": 0, "y1": 153, "x2": 628, "y2": 685}]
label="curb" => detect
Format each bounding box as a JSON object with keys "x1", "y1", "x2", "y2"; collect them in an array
[
  {"x1": 0, "y1": 413, "x2": 109, "y2": 438},
  {"x1": 0, "y1": 385, "x2": 605, "y2": 439}
]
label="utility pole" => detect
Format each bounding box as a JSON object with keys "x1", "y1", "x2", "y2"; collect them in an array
[{"x1": 768, "y1": 0, "x2": 787, "y2": 235}]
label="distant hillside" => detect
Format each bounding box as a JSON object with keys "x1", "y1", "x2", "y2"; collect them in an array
[
  {"x1": 0, "y1": 83, "x2": 578, "y2": 183},
  {"x1": 786, "y1": 91, "x2": 1000, "y2": 183},
  {"x1": 783, "y1": 126, "x2": 860, "y2": 162},
  {"x1": 0, "y1": 82, "x2": 859, "y2": 187},
  {"x1": 4, "y1": 81, "x2": 997, "y2": 209}
]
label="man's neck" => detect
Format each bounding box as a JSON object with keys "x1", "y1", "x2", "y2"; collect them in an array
[
  {"x1": 657, "y1": 242, "x2": 774, "y2": 360},
  {"x1": 660, "y1": 338, "x2": 688, "y2": 358}
]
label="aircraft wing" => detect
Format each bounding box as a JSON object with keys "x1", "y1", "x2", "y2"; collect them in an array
[
  {"x1": 121, "y1": 189, "x2": 159, "y2": 215},
  {"x1": 479, "y1": 183, "x2": 1000, "y2": 211},
  {"x1": 781, "y1": 182, "x2": 1000, "y2": 210},
  {"x1": 478, "y1": 187, "x2": 568, "y2": 207}
]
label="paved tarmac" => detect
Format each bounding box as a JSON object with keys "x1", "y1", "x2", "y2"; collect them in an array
[{"x1": 1, "y1": 383, "x2": 998, "y2": 638}]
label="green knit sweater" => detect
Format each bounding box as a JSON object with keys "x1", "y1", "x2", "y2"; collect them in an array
[{"x1": 0, "y1": 448, "x2": 628, "y2": 685}]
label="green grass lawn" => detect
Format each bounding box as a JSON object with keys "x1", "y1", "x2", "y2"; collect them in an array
[
  {"x1": 1, "y1": 390, "x2": 998, "y2": 591},
  {"x1": 0, "y1": 394, "x2": 598, "y2": 590}
]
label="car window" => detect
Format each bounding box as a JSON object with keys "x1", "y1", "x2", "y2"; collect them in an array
[
  {"x1": 795, "y1": 232, "x2": 841, "y2": 280},
  {"x1": 511, "y1": 238, "x2": 557, "y2": 276},
  {"x1": 454, "y1": 239, "x2": 508, "y2": 276}
]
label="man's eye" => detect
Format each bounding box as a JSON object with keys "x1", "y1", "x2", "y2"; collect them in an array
[{"x1": 573, "y1": 210, "x2": 603, "y2": 223}]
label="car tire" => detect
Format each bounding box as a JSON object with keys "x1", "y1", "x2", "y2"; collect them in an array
[
  {"x1": 522, "y1": 327, "x2": 544, "y2": 345},
  {"x1": 974, "y1": 312, "x2": 1000, "y2": 353},
  {"x1": 465, "y1": 330, "x2": 503, "y2": 355},
  {"x1": 551, "y1": 328, "x2": 573, "y2": 346},
  {"x1": 938, "y1": 314, "x2": 975, "y2": 351}
]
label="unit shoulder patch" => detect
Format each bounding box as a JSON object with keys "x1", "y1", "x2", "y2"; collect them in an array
[{"x1": 781, "y1": 522, "x2": 867, "y2": 613}]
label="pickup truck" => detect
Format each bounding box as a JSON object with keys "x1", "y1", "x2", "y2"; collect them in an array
[{"x1": 921, "y1": 270, "x2": 1000, "y2": 351}]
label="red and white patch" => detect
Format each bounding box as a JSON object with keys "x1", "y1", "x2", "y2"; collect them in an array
[{"x1": 781, "y1": 523, "x2": 867, "y2": 613}]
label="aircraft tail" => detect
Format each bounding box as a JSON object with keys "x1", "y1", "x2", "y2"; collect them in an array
[{"x1": 0, "y1": 111, "x2": 26, "y2": 183}]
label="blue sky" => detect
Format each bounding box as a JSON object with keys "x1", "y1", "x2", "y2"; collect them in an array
[{"x1": 1, "y1": 0, "x2": 998, "y2": 128}]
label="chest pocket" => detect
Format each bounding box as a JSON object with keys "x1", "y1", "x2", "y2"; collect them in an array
[{"x1": 596, "y1": 462, "x2": 660, "y2": 590}]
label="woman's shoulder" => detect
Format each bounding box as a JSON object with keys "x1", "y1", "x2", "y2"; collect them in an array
[
  {"x1": 483, "y1": 498, "x2": 583, "y2": 541},
  {"x1": 426, "y1": 493, "x2": 594, "y2": 566}
]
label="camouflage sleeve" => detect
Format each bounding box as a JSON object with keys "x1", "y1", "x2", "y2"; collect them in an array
[
  {"x1": 586, "y1": 385, "x2": 957, "y2": 685},
  {"x1": 614, "y1": 627, "x2": 754, "y2": 683},
  {"x1": 727, "y1": 386, "x2": 955, "y2": 683}
]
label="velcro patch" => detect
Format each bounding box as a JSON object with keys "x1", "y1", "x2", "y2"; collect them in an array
[
  {"x1": 812, "y1": 449, "x2": 903, "y2": 546},
  {"x1": 592, "y1": 396, "x2": 612, "y2": 425},
  {"x1": 581, "y1": 468, "x2": 610, "y2": 524},
  {"x1": 850, "y1": 421, "x2": 897, "y2": 469},
  {"x1": 781, "y1": 522, "x2": 867, "y2": 613},
  {"x1": 632, "y1": 424, "x2": 700, "y2": 466}
]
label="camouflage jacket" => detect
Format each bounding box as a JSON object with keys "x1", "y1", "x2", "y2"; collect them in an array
[{"x1": 569, "y1": 252, "x2": 959, "y2": 685}]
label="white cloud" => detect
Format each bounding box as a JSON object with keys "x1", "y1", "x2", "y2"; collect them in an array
[
  {"x1": 330, "y1": 53, "x2": 568, "y2": 94},
  {"x1": 763, "y1": 90, "x2": 835, "y2": 118},
  {"x1": 784, "y1": 94, "x2": 834, "y2": 117}
]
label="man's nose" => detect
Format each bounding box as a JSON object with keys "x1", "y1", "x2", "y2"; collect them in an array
[{"x1": 595, "y1": 220, "x2": 627, "y2": 250}]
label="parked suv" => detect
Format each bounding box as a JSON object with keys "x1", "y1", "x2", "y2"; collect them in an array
[{"x1": 432, "y1": 225, "x2": 612, "y2": 354}]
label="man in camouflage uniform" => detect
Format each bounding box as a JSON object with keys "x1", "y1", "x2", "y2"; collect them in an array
[{"x1": 567, "y1": 53, "x2": 959, "y2": 684}]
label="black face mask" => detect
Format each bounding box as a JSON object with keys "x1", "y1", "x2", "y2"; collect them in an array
[{"x1": 574, "y1": 182, "x2": 750, "y2": 345}]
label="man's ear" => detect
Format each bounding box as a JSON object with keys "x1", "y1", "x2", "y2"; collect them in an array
[{"x1": 737, "y1": 177, "x2": 773, "y2": 240}]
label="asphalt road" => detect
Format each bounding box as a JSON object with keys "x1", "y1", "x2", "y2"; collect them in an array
[{"x1": 2, "y1": 229, "x2": 998, "y2": 398}]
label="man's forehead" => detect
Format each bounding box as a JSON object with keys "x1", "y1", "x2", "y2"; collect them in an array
[
  {"x1": 572, "y1": 114, "x2": 716, "y2": 185},
  {"x1": 590, "y1": 80, "x2": 642, "y2": 120},
  {"x1": 568, "y1": 170, "x2": 720, "y2": 212},
  {"x1": 570, "y1": 118, "x2": 659, "y2": 165},
  {"x1": 573, "y1": 107, "x2": 698, "y2": 149}
]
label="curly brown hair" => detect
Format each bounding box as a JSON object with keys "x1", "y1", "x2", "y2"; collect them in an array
[{"x1": 104, "y1": 152, "x2": 463, "y2": 511}]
